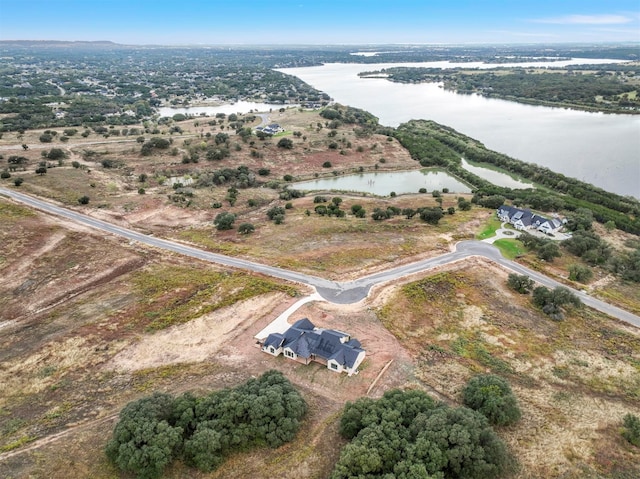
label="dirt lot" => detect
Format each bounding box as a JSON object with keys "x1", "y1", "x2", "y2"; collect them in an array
[
  {"x1": 1, "y1": 108, "x2": 639, "y2": 478},
  {"x1": 0, "y1": 198, "x2": 414, "y2": 478}
]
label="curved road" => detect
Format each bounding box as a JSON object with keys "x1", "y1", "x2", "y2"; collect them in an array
[{"x1": 1, "y1": 187, "x2": 638, "y2": 328}]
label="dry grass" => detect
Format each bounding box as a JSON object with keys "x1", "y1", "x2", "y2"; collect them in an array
[{"x1": 377, "y1": 260, "x2": 640, "y2": 478}]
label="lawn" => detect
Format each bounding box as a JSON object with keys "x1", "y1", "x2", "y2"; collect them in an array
[
  {"x1": 476, "y1": 217, "x2": 503, "y2": 240},
  {"x1": 493, "y1": 238, "x2": 527, "y2": 259}
]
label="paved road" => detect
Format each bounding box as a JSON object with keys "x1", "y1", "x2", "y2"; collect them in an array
[{"x1": 2, "y1": 187, "x2": 638, "y2": 328}]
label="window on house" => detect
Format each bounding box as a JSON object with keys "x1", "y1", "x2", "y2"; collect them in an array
[
  {"x1": 285, "y1": 350, "x2": 294, "y2": 358},
  {"x1": 330, "y1": 362, "x2": 338, "y2": 370},
  {"x1": 269, "y1": 347, "x2": 275, "y2": 354}
]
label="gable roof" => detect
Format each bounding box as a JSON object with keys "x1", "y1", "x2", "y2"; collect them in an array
[
  {"x1": 265, "y1": 318, "x2": 364, "y2": 369},
  {"x1": 291, "y1": 318, "x2": 315, "y2": 331},
  {"x1": 263, "y1": 332, "x2": 285, "y2": 349},
  {"x1": 497, "y1": 205, "x2": 563, "y2": 230}
]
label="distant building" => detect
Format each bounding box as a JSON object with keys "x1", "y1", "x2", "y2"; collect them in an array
[
  {"x1": 261, "y1": 318, "x2": 365, "y2": 376},
  {"x1": 255, "y1": 123, "x2": 284, "y2": 136}
]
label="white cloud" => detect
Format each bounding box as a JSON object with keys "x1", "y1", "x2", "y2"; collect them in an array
[{"x1": 532, "y1": 14, "x2": 633, "y2": 25}]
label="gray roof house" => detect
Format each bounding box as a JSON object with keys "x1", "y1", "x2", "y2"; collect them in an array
[
  {"x1": 255, "y1": 123, "x2": 284, "y2": 136},
  {"x1": 497, "y1": 205, "x2": 563, "y2": 233},
  {"x1": 261, "y1": 318, "x2": 365, "y2": 376}
]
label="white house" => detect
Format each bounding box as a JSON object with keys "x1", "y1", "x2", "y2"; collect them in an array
[{"x1": 497, "y1": 205, "x2": 563, "y2": 233}]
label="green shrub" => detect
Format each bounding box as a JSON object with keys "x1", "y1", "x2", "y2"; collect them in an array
[
  {"x1": 277, "y1": 138, "x2": 293, "y2": 149},
  {"x1": 213, "y1": 212, "x2": 236, "y2": 230},
  {"x1": 622, "y1": 413, "x2": 640, "y2": 447},
  {"x1": 532, "y1": 285, "x2": 581, "y2": 320},
  {"x1": 568, "y1": 264, "x2": 593, "y2": 283},
  {"x1": 266, "y1": 206, "x2": 285, "y2": 221},
  {"x1": 507, "y1": 273, "x2": 534, "y2": 294},
  {"x1": 462, "y1": 374, "x2": 521, "y2": 426},
  {"x1": 238, "y1": 223, "x2": 255, "y2": 235}
]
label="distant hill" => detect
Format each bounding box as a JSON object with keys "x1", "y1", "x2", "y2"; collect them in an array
[{"x1": 0, "y1": 40, "x2": 121, "y2": 48}]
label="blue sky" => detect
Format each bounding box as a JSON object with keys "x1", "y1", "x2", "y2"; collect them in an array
[{"x1": 0, "y1": 0, "x2": 638, "y2": 44}]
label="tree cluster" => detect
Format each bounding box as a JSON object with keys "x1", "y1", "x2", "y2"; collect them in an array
[
  {"x1": 609, "y1": 246, "x2": 640, "y2": 283},
  {"x1": 266, "y1": 205, "x2": 286, "y2": 224},
  {"x1": 532, "y1": 285, "x2": 582, "y2": 321},
  {"x1": 320, "y1": 103, "x2": 379, "y2": 128},
  {"x1": 370, "y1": 65, "x2": 639, "y2": 113},
  {"x1": 106, "y1": 370, "x2": 306, "y2": 478},
  {"x1": 518, "y1": 232, "x2": 562, "y2": 262},
  {"x1": 332, "y1": 389, "x2": 514, "y2": 479},
  {"x1": 563, "y1": 230, "x2": 611, "y2": 266},
  {"x1": 141, "y1": 137, "x2": 171, "y2": 156},
  {"x1": 505, "y1": 273, "x2": 581, "y2": 320},
  {"x1": 195, "y1": 165, "x2": 257, "y2": 189}
]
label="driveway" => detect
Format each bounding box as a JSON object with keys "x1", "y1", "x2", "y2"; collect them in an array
[{"x1": 482, "y1": 222, "x2": 521, "y2": 244}]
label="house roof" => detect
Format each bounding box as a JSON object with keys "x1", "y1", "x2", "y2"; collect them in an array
[
  {"x1": 264, "y1": 333, "x2": 285, "y2": 349},
  {"x1": 497, "y1": 205, "x2": 517, "y2": 216},
  {"x1": 498, "y1": 204, "x2": 563, "y2": 230},
  {"x1": 292, "y1": 318, "x2": 315, "y2": 331},
  {"x1": 266, "y1": 318, "x2": 364, "y2": 369},
  {"x1": 288, "y1": 333, "x2": 316, "y2": 358}
]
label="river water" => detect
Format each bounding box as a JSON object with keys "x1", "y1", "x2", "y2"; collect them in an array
[{"x1": 281, "y1": 60, "x2": 640, "y2": 198}]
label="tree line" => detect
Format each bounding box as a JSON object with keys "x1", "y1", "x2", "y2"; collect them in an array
[
  {"x1": 393, "y1": 120, "x2": 640, "y2": 234},
  {"x1": 363, "y1": 67, "x2": 638, "y2": 114}
]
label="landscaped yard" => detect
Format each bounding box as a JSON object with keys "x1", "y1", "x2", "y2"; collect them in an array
[{"x1": 493, "y1": 238, "x2": 527, "y2": 259}]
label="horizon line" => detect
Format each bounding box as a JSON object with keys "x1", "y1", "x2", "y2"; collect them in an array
[{"x1": 1, "y1": 39, "x2": 639, "y2": 47}]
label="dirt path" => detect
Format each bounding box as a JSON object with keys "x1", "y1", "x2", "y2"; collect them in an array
[{"x1": 0, "y1": 414, "x2": 118, "y2": 462}]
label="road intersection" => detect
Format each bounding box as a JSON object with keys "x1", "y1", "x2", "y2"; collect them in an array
[{"x1": 2, "y1": 187, "x2": 638, "y2": 328}]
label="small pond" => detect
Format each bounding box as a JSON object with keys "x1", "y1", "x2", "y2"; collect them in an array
[
  {"x1": 460, "y1": 159, "x2": 534, "y2": 189},
  {"x1": 291, "y1": 169, "x2": 471, "y2": 196}
]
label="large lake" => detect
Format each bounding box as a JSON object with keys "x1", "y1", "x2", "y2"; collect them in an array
[{"x1": 281, "y1": 60, "x2": 640, "y2": 198}]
